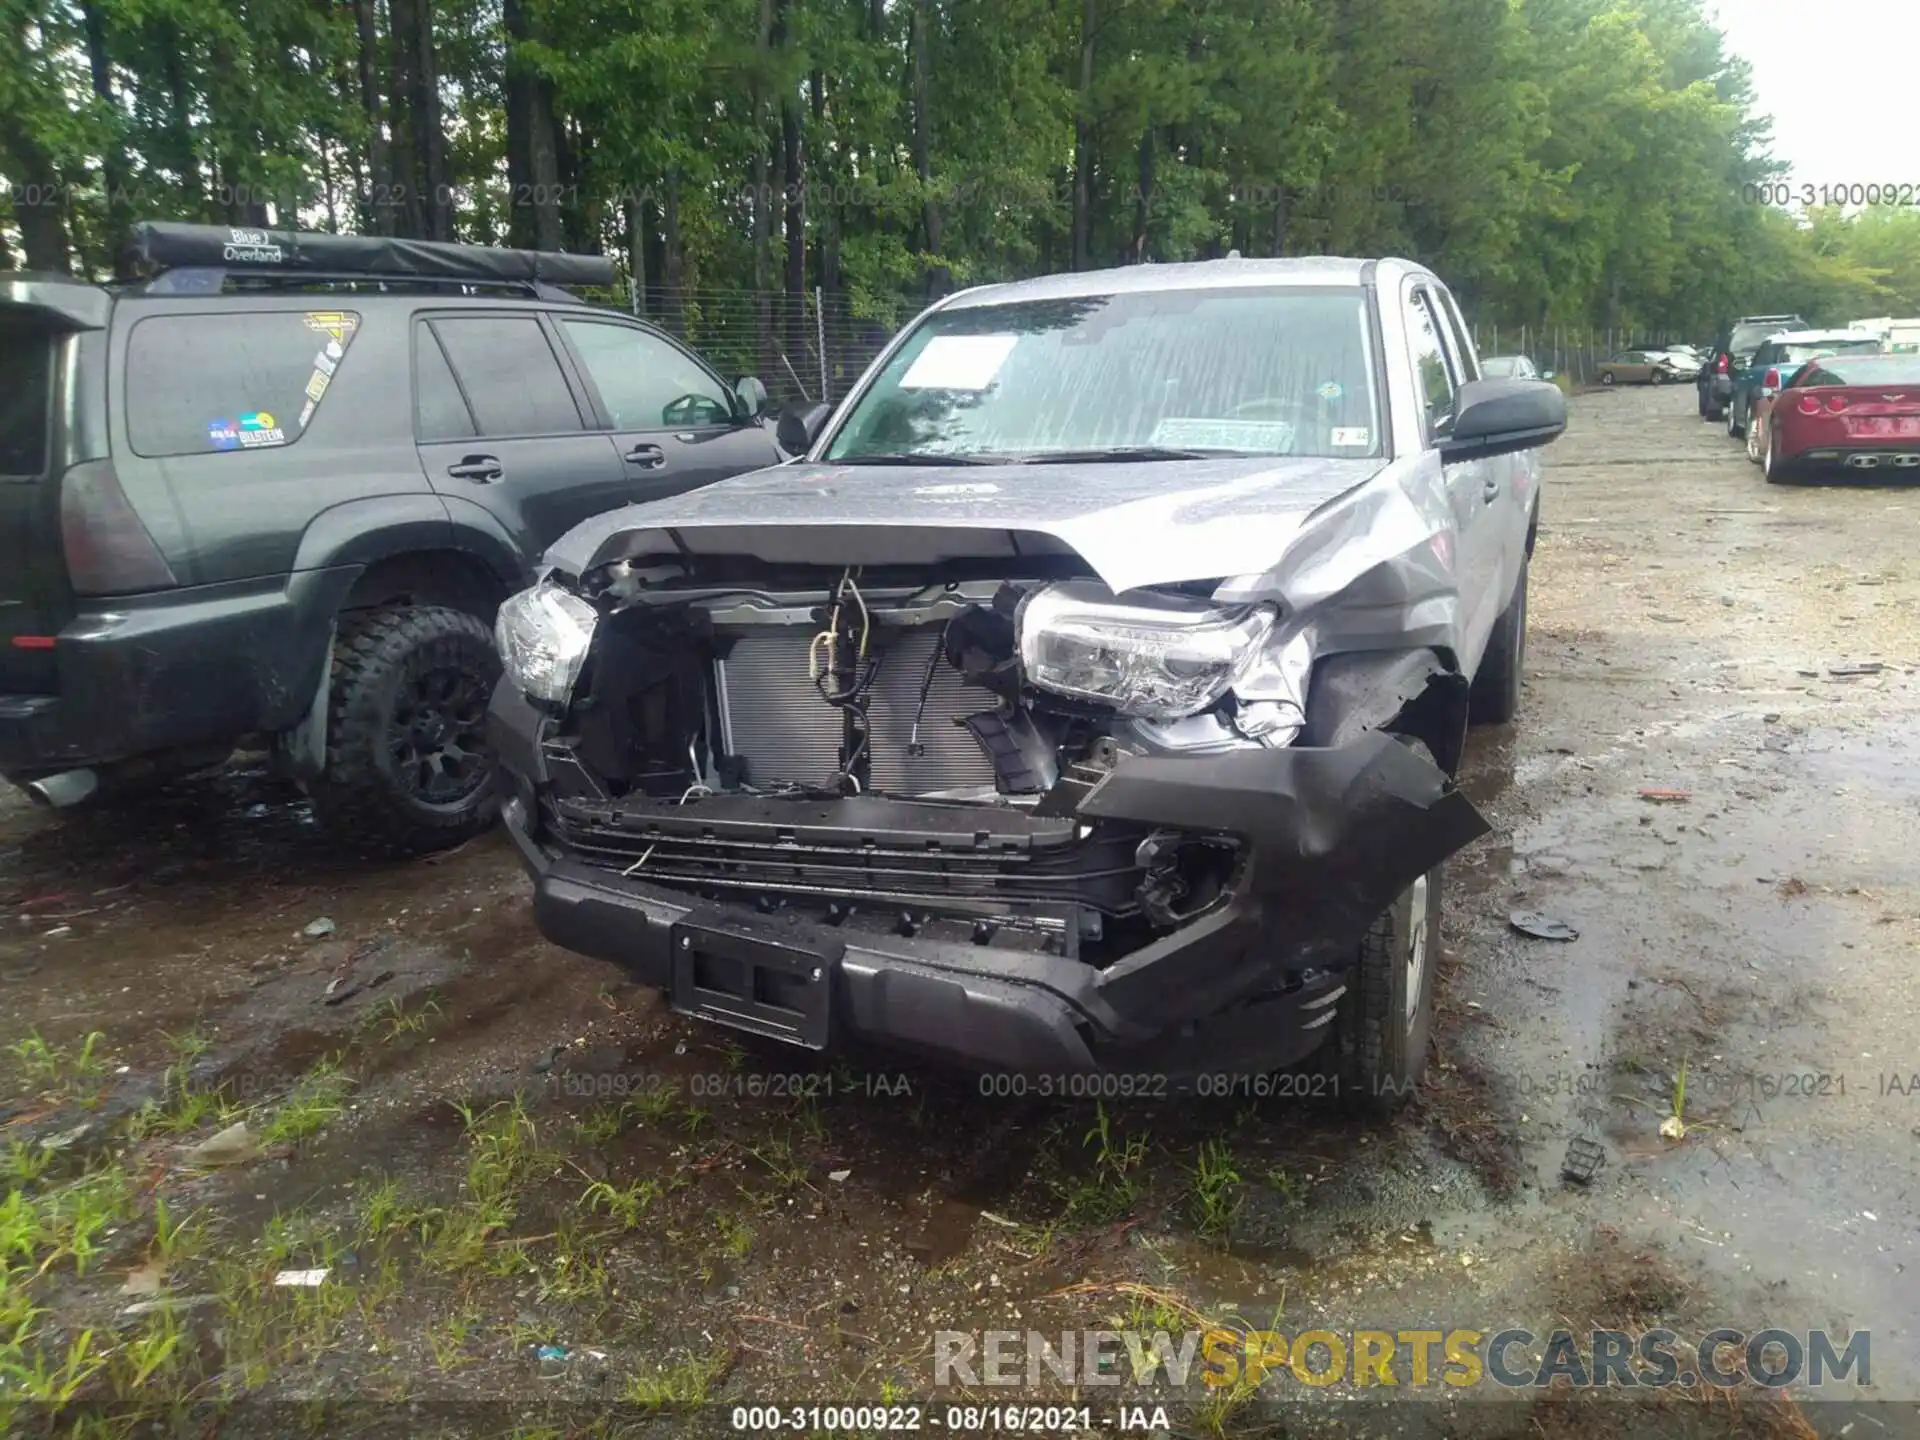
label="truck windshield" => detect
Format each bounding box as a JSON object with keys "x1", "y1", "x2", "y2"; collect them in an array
[{"x1": 824, "y1": 287, "x2": 1382, "y2": 463}]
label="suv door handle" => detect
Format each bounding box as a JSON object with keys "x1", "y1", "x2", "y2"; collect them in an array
[
  {"x1": 623, "y1": 443, "x2": 666, "y2": 469},
  {"x1": 446, "y1": 455, "x2": 504, "y2": 482}
]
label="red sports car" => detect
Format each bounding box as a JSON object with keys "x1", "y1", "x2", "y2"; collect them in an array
[{"x1": 1755, "y1": 352, "x2": 1920, "y2": 482}]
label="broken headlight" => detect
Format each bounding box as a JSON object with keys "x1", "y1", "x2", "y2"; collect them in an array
[
  {"x1": 1017, "y1": 581, "x2": 1277, "y2": 721},
  {"x1": 496, "y1": 581, "x2": 598, "y2": 704}
]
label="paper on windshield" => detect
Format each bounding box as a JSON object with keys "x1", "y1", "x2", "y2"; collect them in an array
[
  {"x1": 1150, "y1": 417, "x2": 1295, "y2": 451},
  {"x1": 899, "y1": 335, "x2": 1018, "y2": 390}
]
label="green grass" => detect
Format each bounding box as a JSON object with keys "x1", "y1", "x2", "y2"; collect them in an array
[
  {"x1": 623, "y1": 1349, "x2": 728, "y2": 1409},
  {"x1": 259, "y1": 1060, "x2": 353, "y2": 1145},
  {"x1": 1191, "y1": 1138, "x2": 1242, "y2": 1238},
  {"x1": 1058, "y1": 1103, "x2": 1150, "y2": 1225}
]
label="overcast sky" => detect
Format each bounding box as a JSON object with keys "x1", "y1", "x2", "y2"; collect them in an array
[{"x1": 1709, "y1": 0, "x2": 1906, "y2": 191}]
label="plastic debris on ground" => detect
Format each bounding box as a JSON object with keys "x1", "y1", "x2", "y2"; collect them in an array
[
  {"x1": 303, "y1": 917, "x2": 336, "y2": 938},
  {"x1": 1509, "y1": 911, "x2": 1579, "y2": 941},
  {"x1": 1560, "y1": 1137, "x2": 1607, "y2": 1186},
  {"x1": 274, "y1": 1268, "x2": 330, "y2": 1286}
]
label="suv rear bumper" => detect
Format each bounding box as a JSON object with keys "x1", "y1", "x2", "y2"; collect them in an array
[
  {"x1": 491, "y1": 686, "x2": 1490, "y2": 1074},
  {"x1": 0, "y1": 569, "x2": 351, "y2": 778}
]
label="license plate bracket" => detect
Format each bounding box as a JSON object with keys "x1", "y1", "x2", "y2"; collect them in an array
[{"x1": 669, "y1": 914, "x2": 840, "y2": 1049}]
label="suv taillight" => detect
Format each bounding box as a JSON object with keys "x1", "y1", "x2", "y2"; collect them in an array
[
  {"x1": 1762, "y1": 368, "x2": 1780, "y2": 390},
  {"x1": 59, "y1": 460, "x2": 179, "y2": 595}
]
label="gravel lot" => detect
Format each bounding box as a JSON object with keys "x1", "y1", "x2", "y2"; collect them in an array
[{"x1": 3, "y1": 382, "x2": 1916, "y2": 1437}]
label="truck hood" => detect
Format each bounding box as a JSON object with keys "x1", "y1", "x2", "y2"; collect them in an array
[{"x1": 544, "y1": 454, "x2": 1390, "y2": 595}]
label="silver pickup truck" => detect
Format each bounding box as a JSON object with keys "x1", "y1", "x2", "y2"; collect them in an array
[{"x1": 487, "y1": 256, "x2": 1567, "y2": 1112}]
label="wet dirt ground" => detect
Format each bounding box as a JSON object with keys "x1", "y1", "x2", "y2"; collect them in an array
[{"x1": 3, "y1": 382, "x2": 1917, "y2": 1437}]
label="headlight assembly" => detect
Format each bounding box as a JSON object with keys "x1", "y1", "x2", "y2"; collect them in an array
[
  {"x1": 496, "y1": 581, "x2": 598, "y2": 705},
  {"x1": 1016, "y1": 580, "x2": 1277, "y2": 720}
]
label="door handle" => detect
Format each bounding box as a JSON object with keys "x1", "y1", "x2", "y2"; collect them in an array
[
  {"x1": 623, "y1": 443, "x2": 666, "y2": 469},
  {"x1": 446, "y1": 455, "x2": 504, "y2": 482}
]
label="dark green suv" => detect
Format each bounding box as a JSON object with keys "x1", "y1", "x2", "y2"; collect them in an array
[{"x1": 0, "y1": 222, "x2": 783, "y2": 852}]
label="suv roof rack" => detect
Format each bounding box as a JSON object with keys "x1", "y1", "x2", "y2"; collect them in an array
[{"x1": 125, "y1": 221, "x2": 617, "y2": 301}]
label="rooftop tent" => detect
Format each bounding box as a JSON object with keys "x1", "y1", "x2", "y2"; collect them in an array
[{"x1": 125, "y1": 221, "x2": 618, "y2": 289}]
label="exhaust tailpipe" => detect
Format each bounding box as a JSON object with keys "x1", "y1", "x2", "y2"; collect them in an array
[{"x1": 24, "y1": 769, "x2": 99, "y2": 809}]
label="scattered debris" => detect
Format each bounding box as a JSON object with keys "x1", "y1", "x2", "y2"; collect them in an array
[
  {"x1": 1637, "y1": 788, "x2": 1689, "y2": 803},
  {"x1": 1560, "y1": 1137, "x2": 1607, "y2": 1187},
  {"x1": 1777, "y1": 876, "x2": 1808, "y2": 899},
  {"x1": 1827, "y1": 662, "x2": 1885, "y2": 678},
  {"x1": 274, "y1": 1268, "x2": 330, "y2": 1287},
  {"x1": 184, "y1": 1120, "x2": 259, "y2": 1168},
  {"x1": 120, "y1": 1294, "x2": 219, "y2": 1318},
  {"x1": 41, "y1": 1122, "x2": 93, "y2": 1152},
  {"x1": 322, "y1": 977, "x2": 362, "y2": 1006},
  {"x1": 120, "y1": 1261, "x2": 168, "y2": 1296},
  {"x1": 1658, "y1": 1114, "x2": 1687, "y2": 1142},
  {"x1": 1510, "y1": 911, "x2": 1579, "y2": 941},
  {"x1": 828, "y1": 1169, "x2": 851, "y2": 1183},
  {"x1": 302, "y1": 917, "x2": 336, "y2": 939},
  {"x1": 42, "y1": 925, "x2": 71, "y2": 938}
]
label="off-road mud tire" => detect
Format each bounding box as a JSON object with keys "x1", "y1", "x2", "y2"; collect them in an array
[
  {"x1": 305, "y1": 604, "x2": 502, "y2": 857},
  {"x1": 1331, "y1": 737, "x2": 1444, "y2": 1116},
  {"x1": 1468, "y1": 557, "x2": 1527, "y2": 725}
]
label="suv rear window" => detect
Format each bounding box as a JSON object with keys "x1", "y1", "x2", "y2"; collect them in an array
[
  {"x1": 126, "y1": 310, "x2": 360, "y2": 457},
  {"x1": 0, "y1": 315, "x2": 53, "y2": 476}
]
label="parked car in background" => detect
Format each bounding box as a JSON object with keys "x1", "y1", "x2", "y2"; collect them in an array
[
  {"x1": 1481, "y1": 354, "x2": 1555, "y2": 381},
  {"x1": 0, "y1": 222, "x2": 784, "y2": 852},
  {"x1": 1847, "y1": 317, "x2": 1920, "y2": 354},
  {"x1": 1598, "y1": 349, "x2": 1692, "y2": 385},
  {"x1": 1754, "y1": 351, "x2": 1920, "y2": 482},
  {"x1": 490, "y1": 256, "x2": 1567, "y2": 1105},
  {"x1": 1726, "y1": 329, "x2": 1884, "y2": 443},
  {"x1": 1699, "y1": 314, "x2": 1805, "y2": 420}
]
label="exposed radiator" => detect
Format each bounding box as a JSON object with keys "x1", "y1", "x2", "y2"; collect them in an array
[{"x1": 714, "y1": 625, "x2": 1000, "y2": 796}]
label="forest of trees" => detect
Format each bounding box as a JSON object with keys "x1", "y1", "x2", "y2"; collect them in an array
[{"x1": 5, "y1": 0, "x2": 1920, "y2": 336}]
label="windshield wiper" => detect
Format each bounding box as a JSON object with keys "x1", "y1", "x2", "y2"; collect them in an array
[
  {"x1": 1018, "y1": 446, "x2": 1261, "y2": 464},
  {"x1": 830, "y1": 451, "x2": 1019, "y2": 466}
]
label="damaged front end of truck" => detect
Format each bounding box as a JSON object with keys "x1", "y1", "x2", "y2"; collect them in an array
[{"x1": 488, "y1": 461, "x2": 1489, "y2": 1088}]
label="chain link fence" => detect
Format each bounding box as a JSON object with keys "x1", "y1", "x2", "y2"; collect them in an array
[
  {"x1": 594, "y1": 285, "x2": 1696, "y2": 406},
  {"x1": 591, "y1": 286, "x2": 896, "y2": 411},
  {"x1": 1470, "y1": 324, "x2": 1698, "y2": 388}
]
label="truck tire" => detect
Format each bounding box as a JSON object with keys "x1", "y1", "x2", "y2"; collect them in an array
[
  {"x1": 306, "y1": 604, "x2": 502, "y2": 856},
  {"x1": 1331, "y1": 737, "x2": 1444, "y2": 1116},
  {"x1": 1468, "y1": 556, "x2": 1527, "y2": 725}
]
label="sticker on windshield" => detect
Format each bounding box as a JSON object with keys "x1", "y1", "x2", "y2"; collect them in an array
[
  {"x1": 1332, "y1": 426, "x2": 1371, "y2": 448},
  {"x1": 899, "y1": 334, "x2": 1018, "y2": 390},
  {"x1": 207, "y1": 419, "x2": 241, "y2": 451},
  {"x1": 1151, "y1": 417, "x2": 1294, "y2": 451},
  {"x1": 1316, "y1": 380, "x2": 1344, "y2": 400}
]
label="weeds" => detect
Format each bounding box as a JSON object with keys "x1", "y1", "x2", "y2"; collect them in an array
[
  {"x1": 259, "y1": 1060, "x2": 352, "y2": 1145},
  {"x1": 1059, "y1": 1103, "x2": 1149, "y2": 1225},
  {"x1": 7, "y1": 1031, "x2": 110, "y2": 1100},
  {"x1": 1191, "y1": 1139, "x2": 1242, "y2": 1238},
  {"x1": 582, "y1": 1176, "x2": 661, "y2": 1230},
  {"x1": 623, "y1": 1349, "x2": 728, "y2": 1409}
]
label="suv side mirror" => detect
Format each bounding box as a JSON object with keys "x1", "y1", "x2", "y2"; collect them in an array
[
  {"x1": 733, "y1": 375, "x2": 770, "y2": 420},
  {"x1": 1437, "y1": 378, "x2": 1567, "y2": 463},
  {"x1": 776, "y1": 402, "x2": 832, "y2": 456}
]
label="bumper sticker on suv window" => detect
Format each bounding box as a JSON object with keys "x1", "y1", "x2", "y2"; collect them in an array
[
  {"x1": 1332, "y1": 427, "x2": 1371, "y2": 447},
  {"x1": 304, "y1": 370, "x2": 330, "y2": 404},
  {"x1": 236, "y1": 411, "x2": 286, "y2": 448},
  {"x1": 303, "y1": 311, "x2": 358, "y2": 345},
  {"x1": 207, "y1": 419, "x2": 241, "y2": 451}
]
